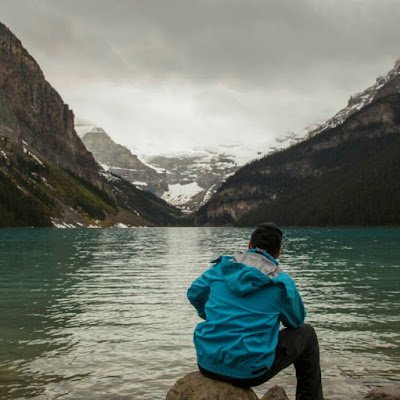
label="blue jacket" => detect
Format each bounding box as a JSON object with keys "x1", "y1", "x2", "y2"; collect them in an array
[{"x1": 187, "y1": 248, "x2": 306, "y2": 379}]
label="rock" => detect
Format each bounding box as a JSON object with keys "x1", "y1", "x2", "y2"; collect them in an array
[
  {"x1": 260, "y1": 385, "x2": 289, "y2": 400},
  {"x1": 365, "y1": 385, "x2": 400, "y2": 400},
  {"x1": 166, "y1": 371, "x2": 259, "y2": 400},
  {"x1": 0, "y1": 21, "x2": 102, "y2": 188},
  {"x1": 80, "y1": 127, "x2": 168, "y2": 196}
]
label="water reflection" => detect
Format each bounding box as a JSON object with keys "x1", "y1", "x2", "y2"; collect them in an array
[
  {"x1": 0, "y1": 229, "x2": 98, "y2": 398},
  {"x1": 0, "y1": 228, "x2": 399, "y2": 399}
]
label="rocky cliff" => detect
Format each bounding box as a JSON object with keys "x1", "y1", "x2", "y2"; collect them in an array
[
  {"x1": 197, "y1": 60, "x2": 400, "y2": 226},
  {"x1": 78, "y1": 125, "x2": 167, "y2": 195},
  {"x1": 0, "y1": 22, "x2": 102, "y2": 189},
  {"x1": 0, "y1": 21, "x2": 180, "y2": 227}
]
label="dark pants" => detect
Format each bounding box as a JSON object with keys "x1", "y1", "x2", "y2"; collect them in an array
[{"x1": 199, "y1": 324, "x2": 324, "y2": 400}]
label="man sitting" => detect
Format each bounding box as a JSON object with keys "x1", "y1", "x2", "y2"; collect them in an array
[{"x1": 187, "y1": 222, "x2": 323, "y2": 400}]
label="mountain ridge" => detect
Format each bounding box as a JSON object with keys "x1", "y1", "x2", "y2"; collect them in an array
[
  {"x1": 79, "y1": 126, "x2": 167, "y2": 194},
  {"x1": 305, "y1": 58, "x2": 400, "y2": 139}
]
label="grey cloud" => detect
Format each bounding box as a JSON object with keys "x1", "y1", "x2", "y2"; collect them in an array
[
  {"x1": 1, "y1": 0, "x2": 399, "y2": 89},
  {"x1": 0, "y1": 0, "x2": 399, "y2": 157}
]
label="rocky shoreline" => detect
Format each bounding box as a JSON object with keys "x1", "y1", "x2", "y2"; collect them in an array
[{"x1": 166, "y1": 371, "x2": 400, "y2": 400}]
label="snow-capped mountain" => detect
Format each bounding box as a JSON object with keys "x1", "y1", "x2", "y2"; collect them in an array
[
  {"x1": 144, "y1": 150, "x2": 240, "y2": 213},
  {"x1": 262, "y1": 59, "x2": 400, "y2": 157},
  {"x1": 75, "y1": 121, "x2": 167, "y2": 195},
  {"x1": 305, "y1": 58, "x2": 400, "y2": 139},
  {"x1": 75, "y1": 120, "x2": 241, "y2": 212}
]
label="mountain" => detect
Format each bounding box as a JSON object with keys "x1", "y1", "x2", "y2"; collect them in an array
[
  {"x1": 0, "y1": 23, "x2": 102, "y2": 188},
  {"x1": 75, "y1": 120, "x2": 241, "y2": 213},
  {"x1": 76, "y1": 123, "x2": 167, "y2": 195},
  {"x1": 196, "y1": 59, "x2": 400, "y2": 226},
  {"x1": 144, "y1": 151, "x2": 239, "y2": 213},
  {"x1": 0, "y1": 21, "x2": 180, "y2": 227},
  {"x1": 306, "y1": 60, "x2": 400, "y2": 139}
]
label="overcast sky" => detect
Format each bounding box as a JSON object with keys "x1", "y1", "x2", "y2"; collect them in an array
[{"x1": 1, "y1": 0, "x2": 399, "y2": 160}]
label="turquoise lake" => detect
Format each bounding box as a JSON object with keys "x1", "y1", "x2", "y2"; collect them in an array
[{"x1": 0, "y1": 227, "x2": 399, "y2": 399}]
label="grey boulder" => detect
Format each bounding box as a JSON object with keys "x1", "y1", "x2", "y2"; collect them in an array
[
  {"x1": 365, "y1": 385, "x2": 400, "y2": 400},
  {"x1": 166, "y1": 371, "x2": 289, "y2": 400},
  {"x1": 260, "y1": 386, "x2": 289, "y2": 400}
]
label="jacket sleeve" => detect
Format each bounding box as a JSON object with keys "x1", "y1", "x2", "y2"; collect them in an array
[
  {"x1": 187, "y1": 269, "x2": 212, "y2": 319},
  {"x1": 279, "y1": 281, "x2": 307, "y2": 328}
]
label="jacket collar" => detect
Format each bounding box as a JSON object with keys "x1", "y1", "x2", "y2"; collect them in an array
[
  {"x1": 233, "y1": 249, "x2": 281, "y2": 278},
  {"x1": 248, "y1": 248, "x2": 279, "y2": 266}
]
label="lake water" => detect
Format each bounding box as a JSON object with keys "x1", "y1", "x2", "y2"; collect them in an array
[{"x1": 0, "y1": 227, "x2": 399, "y2": 400}]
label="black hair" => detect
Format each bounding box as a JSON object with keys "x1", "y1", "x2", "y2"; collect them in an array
[{"x1": 250, "y1": 222, "x2": 283, "y2": 255}]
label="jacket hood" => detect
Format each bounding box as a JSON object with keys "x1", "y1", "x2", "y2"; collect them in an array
[{"x1": 217, "y1": 249, "x2": 282, "y2": 296}]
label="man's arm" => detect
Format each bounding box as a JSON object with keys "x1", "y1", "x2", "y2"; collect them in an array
[
  {"x1": 187, "y1": 270, "x2": 211, "y2": 319},
  {"x1": 280, "y1": 284, "x2": 307, "y2": 328}
]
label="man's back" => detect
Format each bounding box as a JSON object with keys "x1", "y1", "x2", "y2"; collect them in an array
[
  {"x1": 187, "y1": 222, "x2": 324, "y2": 400},
  {"x1": 187, "y1": 249, "x2": 305, "y2": 379}
]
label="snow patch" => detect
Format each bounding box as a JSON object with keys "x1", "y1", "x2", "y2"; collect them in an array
[
  {"x1": 30, "y1": 153, "x2": 45, "y2": 167},
  {"x1": 100, "y1": 170, "x2": 121, "y2": 182},
  {"x1": 138, "y1": 156, "x2": 167, "y2": 174},
  {"x1": 133, "y1": 181, "x2": 148, "y2": 188},
  {"x1": 202, "y1": 184, "x2": 218, "y2": 204},
  {"x1": 20, "y1": 142, "x2": 46, "y2": 167},
  {"x1": 41, "y1": 177, "x2": 56, "y2": 191},
  {"x1": 162, "y1": 182, "x2": 204, "y2": 206},
  {"x1": 51, "y1": 218, "x2": 78, "y2": 228},
  {"x1": 115, "y1": 222, "x2": 129, "y2": 228}
]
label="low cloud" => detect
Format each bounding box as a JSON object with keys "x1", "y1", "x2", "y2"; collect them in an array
[{"x1": 1, "y1": 0, "x2": 399, "y2": 158}]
